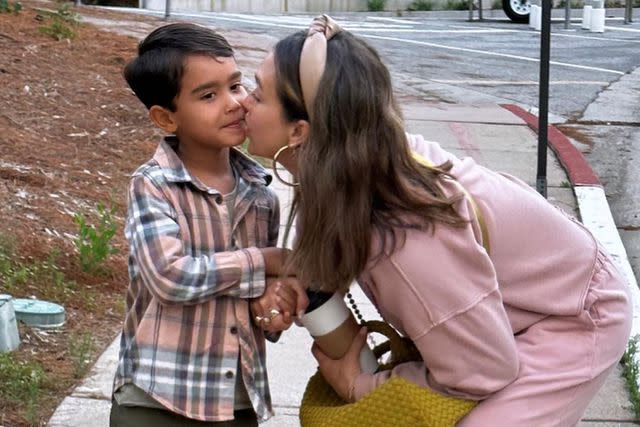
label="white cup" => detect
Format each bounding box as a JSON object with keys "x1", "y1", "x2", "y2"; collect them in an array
[{"x1": 300, "y1": 292, "x2": 378, "y2": 374}]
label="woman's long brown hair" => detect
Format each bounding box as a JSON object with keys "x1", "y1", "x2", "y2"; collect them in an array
[{"x1": 274, "y1": 30, "x2": 467, "y2": 293}]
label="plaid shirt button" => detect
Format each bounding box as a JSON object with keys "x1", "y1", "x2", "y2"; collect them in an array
[{"x1": 225, "y1": 371, "x2": 234, "y2": 379}]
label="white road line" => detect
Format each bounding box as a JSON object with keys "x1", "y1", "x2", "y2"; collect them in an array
[
  {"x1": 451, "y1": 22, "x2": 640, "y2": 42},
  {"x1": 552, "y1": 32, "x2": 640, "y2": 43},
  {"x1": 571, "y1": 22, "x2": 640, "y2": 32},
  {"x1": 431, "y1": 79, "x2": 609, "y2": 85},
  {"x1": 367, "y1": 16, "x2": 418, "y2": 25},
  {"x1": 347, "y1": 28, "x2": 517, "y2": 33},
  {"x1": 361, "y1": 33, "x2": 626, "y2": 75},
  {"x1": 604, "y1": 25, "x2": 640, "y2": 33},
  {"x1": 204, "y1": 13, "x2": 517, "y2": 33},
  {"x1": 201, "y1": 12, "x2": 415, "y2": 29}
]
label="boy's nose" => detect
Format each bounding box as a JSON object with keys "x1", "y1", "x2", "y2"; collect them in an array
[
  {"x1": 239, "y1": 94, "x2": 253, "y2": 112},
  {"x1": 226, "y1": 91, "x2": 245, "y2": 113}
]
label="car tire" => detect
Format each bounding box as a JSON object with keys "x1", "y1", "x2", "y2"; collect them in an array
[{"x1": 502, "y1": 0, "x2": 531, "y2": 22}]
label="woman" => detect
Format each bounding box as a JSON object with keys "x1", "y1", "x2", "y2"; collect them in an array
[{"x1": 240, "y1": 15, "x2": 632, "y2": 426}]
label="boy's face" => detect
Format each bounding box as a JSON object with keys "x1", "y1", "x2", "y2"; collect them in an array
[{"x1": 169, "y1": 54, "x2": 247, "y2": 150}]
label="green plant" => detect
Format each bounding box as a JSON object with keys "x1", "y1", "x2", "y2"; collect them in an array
[
  {"x1": 368, "y1": 0, "x2": 386, "y2": 11},
  {"x1": 445, "y1": 0, "x2": 470, "y2": 9},
  {"x1": 39, "y1": 19, "x2": 77, "y2": 41},
  {"x1": 0, "y1": 236, "x2": 77, "y2": 303},
  {"x1": 0, "y1": 0, "x2": 22, "y2": 13},
  {"x1": 556, "y1": 0, "x2": 582, "y2": 7},
  {"x1": 38, "y1": 2, "x2": 81, "y2": 41},
  {"x1": 74, "y1": 202, "x2": 119, "y2": 273},
  {"x1": 611, "y1": 0, "x2": 638, "y2": 6},
  {"x1": 622, "y1": 337, "x2": 640, "y2": 422},
  {"x1": 0, "y1": 0, "x2": 22, "y2": 15},
  {"x1": 69, "y1": 332, "x2": 95, "y2": 378},
  {"x1": 0, "y1": 353, "x2": 44, "y2": 424},
  {"x1": 408, "y1": 0, "x2": 433, "y2": 10}
]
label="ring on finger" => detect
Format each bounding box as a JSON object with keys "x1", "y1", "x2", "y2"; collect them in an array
[{"x1": 268, "y1": 308, "x2": 280, "y2": 319}]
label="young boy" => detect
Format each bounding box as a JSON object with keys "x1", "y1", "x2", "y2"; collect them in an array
[{"x1": 111, "y1": 23, "x2": 303, "y2": 426}]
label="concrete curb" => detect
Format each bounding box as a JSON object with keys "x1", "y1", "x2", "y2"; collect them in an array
[
  {"x1": 500, "y1": 104, "x2": 600, "y2": 187},
  {"x1": 502, "y1": 104, "x2": 640, "y2": 341}
]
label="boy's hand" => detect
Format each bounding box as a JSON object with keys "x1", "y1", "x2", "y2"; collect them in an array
[
  {"x1": 251, "y1": 277, "x2": 294, "y2": 332},
  {"x1": 261, "y1": 247, "x2": 292, "y2": 277},
  {"x1": 251, "y1": 277, "x2": 309, "y2": 332}
]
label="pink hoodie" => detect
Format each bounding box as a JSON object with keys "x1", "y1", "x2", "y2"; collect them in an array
[{"x1": 353, "y1": 134, "x2": 599, "y2": 401}]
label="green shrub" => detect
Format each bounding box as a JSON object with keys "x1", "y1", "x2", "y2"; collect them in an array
[
  {"x1": 622, "y1": 337, "x2": 640, "y2": 423},
  {"x1": 74, "y1": 202, "x2": 118, "y2": 273},
  {"x1": 408, "y1": 0, "x2": 434, "y2": 10},
  {"x1": 368, "y1": 0, "x2": 386, "y2": 11},
  {"x1": 0, "y1": 353, "x2": 44, "y2": 425},
  {"x1": 38, "y1": 3, "x2": 81, "y2": 41},
  {"x1": 0, "y1": 236, "x2": 76, "y2": 304},
  {"x1": 69, "y1": 332, "x2": 95, "y2": 378},
  {"x1": 556, "y1": 0, "x2": 583, "y2": 7},
  {"x1": 0, "y1": 0, "x2": 22, "y2": 13},
  {"x1": 445, "y1": 0, "x2": 470, "y2": 9}
]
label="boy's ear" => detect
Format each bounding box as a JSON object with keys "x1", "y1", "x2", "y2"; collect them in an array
[
  {"x1": 149, "y1": 105, "x2": 178, "y2": 134},
  {"x1": 288, "y1": 119, "x2": 310, "y2": 148}
]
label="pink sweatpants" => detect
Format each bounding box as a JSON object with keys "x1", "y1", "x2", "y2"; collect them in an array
[{"x1": 458, "y1": 247, "x2": 633, "y2": 427}]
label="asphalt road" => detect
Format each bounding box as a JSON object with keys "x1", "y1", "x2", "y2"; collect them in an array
[
  {"x1": 112, "y1": 6, "x2": 640, "y2": 280},
  {"x1": 143, "y1": 9, "x2": 640, "y2": 119}
]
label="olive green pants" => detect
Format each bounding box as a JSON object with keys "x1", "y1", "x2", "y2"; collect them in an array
[{"x1": 109, "y1": 400, "x2": 258, "y2": 427}]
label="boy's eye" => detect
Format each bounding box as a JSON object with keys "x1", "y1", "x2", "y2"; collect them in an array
[
  {"x1": 231, "y1": 83, "x2": 244, "y2": 92},
  {"x1": 201, "y1": 92, "x2": 215, "y2": 100}
]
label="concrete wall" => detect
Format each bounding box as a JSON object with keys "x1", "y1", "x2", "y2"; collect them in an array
[{"x1": 144, "y1": 0, "x2": 416, "y2": 13}]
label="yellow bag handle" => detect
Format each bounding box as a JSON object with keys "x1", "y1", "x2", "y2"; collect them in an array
[{"x1": 412, "y1": 152, "x2": 491, "y2": 255}]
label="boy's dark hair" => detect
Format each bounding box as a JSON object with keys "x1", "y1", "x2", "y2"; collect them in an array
[{"x1": 124, "y1": 23, "x2": 234, "y2": 111}]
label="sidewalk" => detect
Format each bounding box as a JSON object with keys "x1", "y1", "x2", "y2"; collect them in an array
[{"x1": 48, "y1": 103, "x2": 638, "y2": 426}]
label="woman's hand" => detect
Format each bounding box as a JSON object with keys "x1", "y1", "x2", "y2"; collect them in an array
[{"x1": 311, "y1": 327, "x2": 368, "y2": 402}]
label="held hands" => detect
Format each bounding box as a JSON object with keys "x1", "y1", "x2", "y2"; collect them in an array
[
  {"x1": 311, "y1": 327, "x2": 368, "y2": 402},
  {"x1": 250, "y1": 276, "x2": 309, "y2": 332}
]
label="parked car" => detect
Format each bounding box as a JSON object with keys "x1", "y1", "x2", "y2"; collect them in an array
[{"x1": 503, "y1": 0, "x2": 531, "y2": 22}]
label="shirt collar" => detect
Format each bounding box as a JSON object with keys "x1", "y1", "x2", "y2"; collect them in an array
[{"x1": 153, "y1": 136, "x2": 272, "y2": 188}]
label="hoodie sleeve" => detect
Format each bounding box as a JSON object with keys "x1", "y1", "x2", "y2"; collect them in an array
[{"x1": 352, "y1": 223, "x2": 518, "y2": 401}]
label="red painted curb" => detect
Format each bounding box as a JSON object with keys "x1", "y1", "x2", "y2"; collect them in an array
[{"x1": 500, "y1": 104, "x2": 601, "y2": 187}]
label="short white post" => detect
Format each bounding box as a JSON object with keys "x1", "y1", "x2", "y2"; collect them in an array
[
  {"x1": 535, "y1": 0, "x2": 543, "y2": 31},
  {"x1": 582, "y1": 0, "x2": 593, "y2": 29},
  {"x1": 530, "y1": 0, "x2": 540, "y2": 28},
  {"x1": 590, "y1": 0, "x2": 606, "y2": 32}
]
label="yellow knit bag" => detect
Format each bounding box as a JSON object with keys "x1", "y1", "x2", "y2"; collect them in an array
[{"x1": 299, "y1": 321, "x2": 477, "y2": 427}]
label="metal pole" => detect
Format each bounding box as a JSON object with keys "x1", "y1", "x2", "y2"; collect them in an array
[
  {"x1": 537, "y1": 0, "x2": 551, "y2": 198},
  {"x1": 469, "y1": 0, "x2": 474, "y2": 21},
  {"x1": 479, "y1": 0, "x2": 483, "y2": 20},
  {"x1": 624, "y1": 0, "x2": 633, "y2": 23},
  {"x1": 164, "y1": 0, "x2": 171, "y2": 19},
  {"x1": 564, "y1": 0, "x2": 571, "y2": 29}
]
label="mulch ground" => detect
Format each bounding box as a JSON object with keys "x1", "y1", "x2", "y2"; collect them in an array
[{"x1": 0, "y1": 2, "x2": 165, "y2": 425}]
